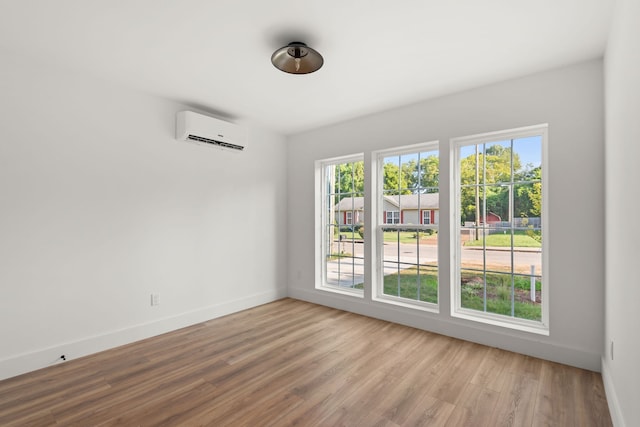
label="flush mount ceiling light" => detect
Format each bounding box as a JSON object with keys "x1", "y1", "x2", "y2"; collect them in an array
[{"x1": 271, "y1": 42, "x2": 324, "y2": 74}]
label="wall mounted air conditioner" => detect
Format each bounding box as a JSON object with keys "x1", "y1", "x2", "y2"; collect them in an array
[{"x1": 176, "y1": 110, "x2": 247, "y2": 152}]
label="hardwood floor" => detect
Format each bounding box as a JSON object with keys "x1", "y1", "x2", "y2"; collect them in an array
[{"x1": 0, "y1": 298, "x2": 612, "y2": 426}]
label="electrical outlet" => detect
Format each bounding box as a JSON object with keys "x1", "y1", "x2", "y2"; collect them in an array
[{"x1": 151, "y1": 294, "x2": 160, "y2": 306}]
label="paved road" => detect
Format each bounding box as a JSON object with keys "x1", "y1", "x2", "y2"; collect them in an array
[{"x1": 327, "y1": 241, "x2": 541, "y2": 288}]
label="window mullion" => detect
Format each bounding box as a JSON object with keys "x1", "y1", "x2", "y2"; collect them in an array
[
  {"x1": 510, "y1": 139, "x2": 515, "y2": 317},
  {"x1": 482, "y1": 144, "x2": 487, "y2": 313}
]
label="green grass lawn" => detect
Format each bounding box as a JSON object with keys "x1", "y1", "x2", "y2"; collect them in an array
[
  {"x1": 334, "y1": 232, "x2": 360, "y2": 240},
  {"x1": 464, "y1": 233, "x2": 541, "y2": 248},
  {"x1": 380, "y1": 268, "x2": 541, "y2": 321},
  {"x1": 460, "y1": 271, "x2": 541, "y2": 321},
  {"x1": 383, "y1": 231, "x2": 436, "y2": 244},
  {"x1": 461, "y1": 292, "x2": 541, "y2": 320},
  {"x1": 337, "y1": 230, "x2": 540, "y2": 248},
  {"x1": 383, "y1": 266, "x2": 438, "y2": 303},
  {"x1": 335, "y1": 231, "x2": 436, "y2": 244},
  {"x1": 326, "y1": 252, "x2": 354, "y2": 261}
]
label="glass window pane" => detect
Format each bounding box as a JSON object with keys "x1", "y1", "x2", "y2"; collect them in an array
[
  {"x1": 484, "y1": 140, "x2": 512, "y2": 184},
  {"x1": 383, "y1": 156, "x2": 401, "y2": 194},
  {"x1": 485, "y1": 272, "x2": 514, "y2": 316},
  {"x1": 460, "y1": 144, "x2": 485, "y2": 185},
  {"x1": 485, "y1": 185, "x2": 509, "y2": 224},
  {"x1": 460, "y1": 268, "x2": 485, "y2": 311},
  {"x1": 514, "y1": 249, "x2": 541, "y2": 276},
  {"x1": 400, "y1": 154, "x2": 418, "y2": 193},
  {"x1": 419, "y1": 150, "x2": 439, "y2": 190},
  {"x1": 397, "y1": 268, "x2": 419, "y2": 300},
  {"x1": 461, "y1": 186, "x2": 486, "y2": 226},
  {"x1": 513, "y1": 136, "x2": 542, "y2": 177},
  {"x1": 485, "y1": 226, "x2": 513, "y2": 274},
  {"x1": 455, "y1": 126, "x2": 545, "y2": 329},
  {"x1": 379, "y1": 145, "x2": 439, "y2": 307},
  {"x1": 514, "y1": 183, "x2": 541, "y2": 220},
  {"x1": 460, "y1": 225, "x2": 484, "y2": 271},
  {"x1": 321, "y1": 157, "x2": 365, "y2": 293},
  {"x1": 353, "y1": 161, "x2": 364, "y2": 194},
  {"x1": 418, "y1": 229, "x2": 438, "y2": 303},
  {"x1": 382, "y1": 227, "x2": 400, "y2": 264},
  {"x1": 382, "y1": 227, "x2": 404, "y2": 298}
]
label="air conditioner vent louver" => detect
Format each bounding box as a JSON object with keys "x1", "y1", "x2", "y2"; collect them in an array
[
  {"x1": 187, "y1": 135, "x2": 245, "y2": 151},
  {"x1": 176, "y1": 111, "x2": 247, "y2": 152}
]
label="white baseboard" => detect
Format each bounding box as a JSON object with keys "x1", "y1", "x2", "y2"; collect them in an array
[
  {"x1": 0, "y1": 287, "x2": 287, "y2": 381},
  {"x1": 601, "y1": 357, "x2": 626, "y2": 427},
  {"x1": 289, "y1": 287, "x2": 602, "y2": 372}
]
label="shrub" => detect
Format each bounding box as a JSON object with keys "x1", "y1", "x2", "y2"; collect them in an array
[{"x1": 412, "y1": 229, "x2": 436, "y2": 239}]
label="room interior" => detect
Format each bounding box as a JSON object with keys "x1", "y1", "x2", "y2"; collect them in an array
[{"x1": 0, "y1": 1, "x2": 637, "y2": 425}]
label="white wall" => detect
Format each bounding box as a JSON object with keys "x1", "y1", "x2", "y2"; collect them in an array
[
  {"x1": 0, "y1": 50, "x2": 288, "y2": 380},
  {"x1": 288, "y1": 60, "x2": 605, "y2": 371},
  {"x1": 603, "y1": 0, "x2": 640, "y2": 424}
]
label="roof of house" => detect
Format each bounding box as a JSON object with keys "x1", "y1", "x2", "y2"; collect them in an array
[
  {"x1": 335, "y1": 196, "x2": 365, "y2": 211},
  {"x1": 335, "y1": 193, "x2": 439, "y2": 211},
  {"x1": 384, "y1": 193, "x2": 439, "y2": 210}
]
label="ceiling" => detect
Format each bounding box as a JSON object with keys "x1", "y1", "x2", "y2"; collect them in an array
[{"x1": 0, "y1": 1, "x2": 614, "y2": 135}]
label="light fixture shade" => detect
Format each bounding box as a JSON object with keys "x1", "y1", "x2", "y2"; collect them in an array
[{"x1": 271, "y1": 42, "x2": 323, "y2": 74}]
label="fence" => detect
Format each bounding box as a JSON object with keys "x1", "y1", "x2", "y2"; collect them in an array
[{"x1": 462, "y1": 218, "x2": 541, "y2": 240}]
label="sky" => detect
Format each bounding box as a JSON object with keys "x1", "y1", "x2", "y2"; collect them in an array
[
  {"x1": 383, "y1": 135, "x2": 542, "y2": 171},
  {"x1": 459, "y1": 136, "x2": 542, "y2": 170}
]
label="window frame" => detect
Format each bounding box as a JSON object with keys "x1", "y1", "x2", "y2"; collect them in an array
[
  {"x1": 372, "y1": 141, "x2": 440, "y2": 312},
  {"x1": 450, "y1": 124, "x2": 549, "y2": 335},
  {"x1": 315, "y1": 154, "x2": 365, "y2": 297}
]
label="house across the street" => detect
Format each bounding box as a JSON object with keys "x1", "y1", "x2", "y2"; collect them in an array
[{"x1": 334, "y1": 193, "x2": 439, "y2": 226}]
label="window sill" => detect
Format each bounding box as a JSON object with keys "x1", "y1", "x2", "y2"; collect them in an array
[
  {"x1": 316, "y1": 284, "x2": 364, "y2": 298},
  {"x1": 452, "y1": 308, "x2": 549, "y2": 336},
  {"x1": 373, "y1": 294, "x2": 439, "y2": 314}
]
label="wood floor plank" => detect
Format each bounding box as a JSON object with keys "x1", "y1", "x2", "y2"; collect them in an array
[
  {"x1": 402, "y1": 394, "x2": 456, "y2": 427},
  {"x1": 3, "y1": 408, "x2": 57, "y2": 427},
  {"x1": 96, "y1": 380, "x2": 212, "y2": 426},
  {"x1": 0, "y1": 298, "x2": 612, "y2": 426},
  {"x1": 425, "y1": 340, "x2": 490, "y2": 405},
  {"x1": 532, "y1": 361, "x2": 573, "y2": 426},
  {"x1": 469, "y1": 346, "x2": 511, "y2": 392},
  {"x1": 487, "y1": 372, "x2": 540, "y2": 427},
  {"x1": 443, "y1": 382, "x2": 499, "y2": 427},
  {"x1": 375, "y1": 335, "x2": 454, "y2": 424},
  {"x1": 572, "y1": 368, "x2": 612, "y2": 427}
]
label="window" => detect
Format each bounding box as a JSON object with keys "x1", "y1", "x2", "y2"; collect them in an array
[
  {"x1": 452, "y1": 125, "x2": 547, "y2": 334},
  {"x1": 385, "y1": 211, "x2": 400, "y2": 224},
  {"x1": 375, "y1": 143, "x2": 439, "y2": 309},
  {"x1": 316, "y1": 155, "x2": 365, "y2": 295},
  {"x1": 422, "y1": 210, "x2": 431, "y2": 225}
]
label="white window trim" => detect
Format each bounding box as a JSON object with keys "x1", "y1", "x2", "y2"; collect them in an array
[
  {"x1": 346, "y1": 211, "x2": 353, "y2": 225},
  {"x1": 315, "y1": 154, "x2": 365, "y2": 297},
  {"x1": 450, "y1": 124, "x2": 549, "y2": 335},
  {"x1": 372, "y1": 141, "x2": 440, "y2": 313}
]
